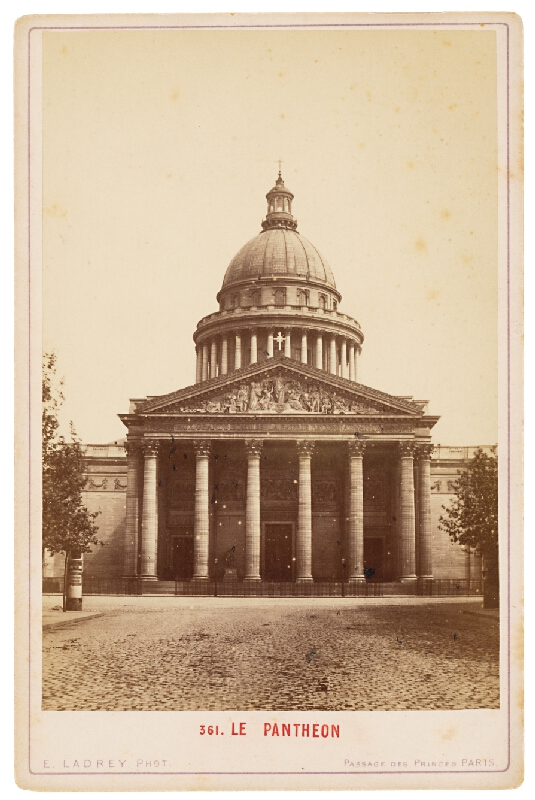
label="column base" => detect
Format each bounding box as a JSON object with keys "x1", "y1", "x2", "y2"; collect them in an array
[
  {"x1": 296, "y1": 577, "x2": 313, "y2": 583},
  {"x1": 191, "y1": 575, "x2": 210, "y2": 581},
  {"x1": 398, "y1": 576, "x2": 417, "y2": 583},
  {"x1": 348, "y1": 576, "x2": 366, "y2": 583},
  {"x1": 139, "y1": 574, "x2": 158, "y2": 581},
  {"x1": 244, "y1": 576, "x2": 261, "y2": 582},
  {"x1": 65, "y1": 598, "x2": 82, "y2": 611}
]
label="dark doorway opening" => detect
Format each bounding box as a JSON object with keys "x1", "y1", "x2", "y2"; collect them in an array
[
  {"x1": 172, "y1": 536, "x2": 194, "y2": 580},
  {"x1": 264, "y1": 523, "x2": 293, "y2": 581},
  {"x1": 364, "y1": 537, "x2": 384, "y2": 581}
]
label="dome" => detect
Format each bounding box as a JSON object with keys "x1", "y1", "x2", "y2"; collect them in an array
[{"x1": 221, "y1": 228, "x2": 337, "y2": 290}]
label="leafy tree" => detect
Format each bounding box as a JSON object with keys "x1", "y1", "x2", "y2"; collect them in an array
[
  {"x1": 439, "y1": 447, "x2": 498, "y2": 608},
  {"x1": 42, "y1": 353, "x2": 102, "y2": 607}
]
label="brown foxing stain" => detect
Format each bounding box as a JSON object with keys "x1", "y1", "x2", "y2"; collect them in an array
[
  {"x1": 461, "y1": 252, "x2": 473, "y2": 265},
  {"x1": 44, "y1": 204, "x2": 67, "y2": 219},
  {"x1": 427, "y1": 289, "x2": 441, "y2": 301},
  {"x1": 443, "y1": 40, "x2": 452, "y2": 46},
  {"x1": 415, "y1": 238, "x2": 427, "y2": 253},
  {"x1": 441, "y1": 209, "x2": 451, "y2": 220},
  {"x1": 61, "y1": 45, "x2": 68, "y2": 55},
  {"x1": 441, "y1": 727, "x2": 457, "y2": 741},
  {"x1": 171, "y1": 91, "x2": 179, "y2": 101},
  {"x1": 407, "y1": 161, "x2": 415, "y2": 169}
]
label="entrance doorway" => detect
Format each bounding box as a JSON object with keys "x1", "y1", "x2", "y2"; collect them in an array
[
  {"x1": 363, "y1": 537, "x2": 384, "y2": 581},
  {"x1": 172, "y1": 536, "x2": 194, "y2": 580},
  {"x1": 263, "y1": 523, "x2": 293, "y2": 581}
]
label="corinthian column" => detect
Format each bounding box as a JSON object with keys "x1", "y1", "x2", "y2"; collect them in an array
[
  {"x1": 341, "y1": 339, "x2": 347, "y2": 378},
  {"x1": 284, "y1": 330, "x2": 291, "y2": 358},
  {"x1": 201, "y1": 343, "x2": 209, "y2": 381},
  {"x1": 250, "y1": 329, "x2": 258, "y2": 364},
  {"x1": 348, "y1": 440, "x2": 366, "y2": 582},
  {"x1": 398, "y1": 441, "x2": 417, "y2": 581},
  {"x1": 296, "y1": 440, "x2": 315, "y2": 582},
  {"x1": 244, "y1": 439, "x2": 263, "y2": 580},
  {"x1": 235, "y1": 332, "x2": 242, "y2": 370},
  {"x1": 193, "y1": 441, "x2": 211, "y2": 579},
  {"x1": 348, "y1": 342, "x2": 355, "y2": 381},
  {"x1": 210, "y1": 340, "x2": 218, "y2": 378},
  {"x1": 124, "y1": 441, "x2": 141, "y2": 578},
  {"x1": 329, "y1": 336, "x2": 337, "y2": 375},
  {"x1": 220, "y1": 337, "x2": 228, "y2": 375},
  {"x1": 416, "y1": 444, "x2": 434, "y2": 586},
  {"x1": 267, "y1": 332, "x2": 274, "y2": 357},
  {"x1": 301, "y1": 331, "x2": 308, "y2": 364},
  {"x1": 195, "y1": 347, "x2": 202, "y2": 384},
  {"x1": 140, "y1": 440, "x2": 159, "y2": 579},
  {"x1": 315, "y1": 333, "x2": 323, "y2": 369}
]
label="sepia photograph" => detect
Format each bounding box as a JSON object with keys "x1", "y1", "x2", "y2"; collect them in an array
[{"x1": 15, "y1": 11, "x2": 522, "y2": 791}]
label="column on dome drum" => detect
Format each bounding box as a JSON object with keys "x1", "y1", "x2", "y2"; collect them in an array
[
  {"x1": 315, "y1": 333, "x2": 323, "y2": 370},
  {"x1": 220, "y1": 337, "x2": 228, "y2": 375},
  {"x1": 284, "y1": 330, "x2": 291, "y2": 357},
  {"x1": 329, "y1": 336, "x2": 337, "y2": 375},
  {"x1": 195, "y1": 347, "x2": 202, "y2": 383},
  {"x1": 349, "y1": 342, "x2": 355, "y2": 381},
  {"x1": 250, "y1": 329, "x2": 257, "y2": 364},
  {"x1": 210, "y1": 340, "x2": 218, "y2": 378},
  {"x1": 301, "y1": 331, "x2": 308, "y2": 364},
  {"x1": 341, "y1": 339, "x2": 347, "y2": 378},
  {"x1": 235, "y1": 332, "x2": 242, "y2": 369},
  {"x1": 201, "y1": 342, "x2": 209, "y2": 381}
]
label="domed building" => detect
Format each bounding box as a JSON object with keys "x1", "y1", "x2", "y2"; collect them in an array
[{"x1": 82, "y1": 172, "x2": 482, "y2": 596}]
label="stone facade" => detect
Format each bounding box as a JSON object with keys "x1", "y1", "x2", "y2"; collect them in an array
[{"x1": 43, "y1": 175, "x2": 487, "y2": 592}]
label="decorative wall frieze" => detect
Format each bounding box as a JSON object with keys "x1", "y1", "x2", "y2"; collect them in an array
[
  {"x1": 85, "y1": 477, "x2": 108, "y2": 490},
  {"x1": 141, "y1": 418, "x2": 417, "y2": 435},
  {"x1": 174, "y1": 376, "x2": 389, "y2": 416},
  {"x1": 84, "y1": 476, "x2": 128, "y2": 492},
  {"x1": 114, "y1": 478, "x2": 127, "y2": 490},
  {"x1": 261, "y1": 477, "x2": 298, "y2": 501}
]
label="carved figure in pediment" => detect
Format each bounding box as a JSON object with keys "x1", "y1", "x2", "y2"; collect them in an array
[
  {"x1": 236, "y1": 384, "x2": 250, "y2": 412},
  {"x1": 274, "y1": 376, "x2": 286, "y2": 405},
  {"x1": 249, "y1": 381, "x2": 261, "y2": 411},
  {"x1": 258, "y1": 385, "x2": 274, "y2": 410}
]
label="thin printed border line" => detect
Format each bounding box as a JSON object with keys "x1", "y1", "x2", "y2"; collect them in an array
[{"x1": 27, "y1": 20, "x2": 511, "y2": 777}]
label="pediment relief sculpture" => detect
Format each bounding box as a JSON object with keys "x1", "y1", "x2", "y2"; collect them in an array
[{"x1": 174, "y1": 377, "x2": 392, "y2": 416}]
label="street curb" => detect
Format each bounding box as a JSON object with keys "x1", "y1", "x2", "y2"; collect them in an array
[{"x1": 42, "y1": 612, "x2": 105, "y2": 630}]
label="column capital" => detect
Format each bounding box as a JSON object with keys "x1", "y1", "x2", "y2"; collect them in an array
[
  {"x1": 194, "y1": 440, "x2": 211, "y2": 458},
  {"x1": 244, "y1": 438, "x2": 263, "y2": 458},
  {"x1": 348, "y1": 439, "x2": 366, "y2": 458},
  {"x1": 398, "y1": 441, "x2": 417, "y2": 459},
  {"x1": 296, "y1": 440, "x2": 315, "y2": 457},
  {"x1": 142, "y1": 439, "x2": 160, "y2": 457},
  {"x1": 124, "y1": 440, "x2": 142, "y2": 457},
  {"x1": 416, "y1": 443, "x2": 434, "y2": 460}
]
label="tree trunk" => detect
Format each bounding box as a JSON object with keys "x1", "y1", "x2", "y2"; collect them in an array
[{"x1": 483, "y1": 555, "x2": 499, "y2": 609}]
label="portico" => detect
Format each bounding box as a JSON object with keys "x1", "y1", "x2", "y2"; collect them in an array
[{"x1": 118, "y1": 171, "x2": 440, "y2": 594}]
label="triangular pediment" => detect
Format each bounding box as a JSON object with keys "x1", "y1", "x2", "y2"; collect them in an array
[{"x1": 136, "y1": 357, "x2": 423, "y2": 418}]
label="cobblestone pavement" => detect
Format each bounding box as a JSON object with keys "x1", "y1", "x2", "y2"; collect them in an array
[{"x1": 42, "y1": 598, "x2": 499, "y2": 711}]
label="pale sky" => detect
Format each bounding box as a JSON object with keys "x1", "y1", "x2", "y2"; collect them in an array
[{"x1": 42, "y1": 27, "x2": 498, "y2": 446}]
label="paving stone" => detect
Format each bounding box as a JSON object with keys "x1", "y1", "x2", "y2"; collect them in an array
[{"x1": 42, "y1": 599, "x2": 499, "y2": 711}]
